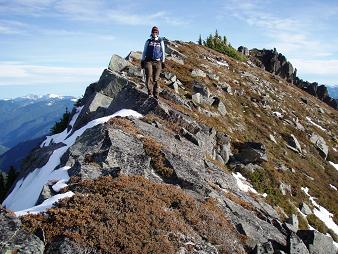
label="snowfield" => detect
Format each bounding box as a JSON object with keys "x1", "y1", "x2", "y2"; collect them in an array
[{"x1": 2, "y1": 108, "x2": 143, "y2": 215}]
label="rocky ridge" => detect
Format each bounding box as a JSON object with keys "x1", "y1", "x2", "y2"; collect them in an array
[
  {"x1": 242, "y1": 47, "x2": 338, "y2": 110},
  {"x1": 1, "y1": 40, "x2": 338, "y2": 253}
]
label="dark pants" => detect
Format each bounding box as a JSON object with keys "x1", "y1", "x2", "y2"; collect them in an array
[{"x1": 145, "y1": 60, "x2": 162, "y2": 98}]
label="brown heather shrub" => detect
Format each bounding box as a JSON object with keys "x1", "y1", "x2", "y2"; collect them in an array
[
  {"x1": 22, "y1": 176, "x2": 244, "y2": 254},
  {"x1": 141, "y1": 136, "x2": 174, "y2": 177},
  {"x1": 223, "y1": 191, "x2": 256, "y2": 212},
  {"x1": 108, "y1": 116, "x2": 141, "y2": 135},
  {"x1": 142, "y1": 114, "x2": 181, "y2": 134},
  {"x1": 205, "y1": 155, "x2": 229, "y2": 172}
]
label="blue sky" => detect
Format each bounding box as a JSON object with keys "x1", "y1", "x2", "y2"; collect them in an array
[{"x1": 0, "y1": 0, "x2": 338, "y2": 98}]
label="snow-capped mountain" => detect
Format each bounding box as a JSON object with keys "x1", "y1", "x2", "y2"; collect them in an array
[{"x1": 0, "y1": 94, "x2": 77, "y2": 163}]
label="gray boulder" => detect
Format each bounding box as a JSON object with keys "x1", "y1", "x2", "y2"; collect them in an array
[
  {"x1": 192, "y1": 92, "x2": 201, "y2": 104},
  {"x1": 220, "y1": 82, "x2": 233, "y2": 94},
  {"x1": 252, "y1": 242, "x2": 274, "y2": 254},
  {"x1": 160, "y1": 89, "x2": 190, "y2": 108},
  {"x1": 285, "y1": 214, "x2": 299, "y2": 232},
  {"x1": 192, "y1": 81, "x2": 210, "y2": 98},
  {"x1": 72, "y1": 69, "x2": 164, "y2": 131},
  {"x1": 108, "y1": 54, "x2": 131, "y2": 72},
  {"x1": 165, "y1": 43, "x2": 187, "y2": 60},
  {"x1": 125, "y1": 51, "x2": 142, "y2": 62},
  {"x1": 300, "y1": 203, "x2": 312, "y2": 215},
  {"x1": 286, "y1": 134, "x2": 302, "y2": 153},
  {"x1": 180, "y1": 127, "x2": 201, "y2": 146},
  {"x1": 288, "y1": 233, "x2": 309, "y2": 254},
  {"x1": 233, "y1": 142, "x2": 268, "y2": 164},
  {"x1": 45, "y1": 237, "x2": 97, "y2": 254},
  {"x1": 207, "y1": 73, "x2": 219, "y2": 81},
  {"x1": 279, "y1": 182, "x2": 292, "y2": 196},
  {"x1": 211, "y1": 97, "x2": 227, "y2": 116},
  {"x1": 36, "y1": 184, "x2": 54, "y2": 205},
  {"x1": 168, "y1": 81, "x2": 179, "y2": 93},
  {"x1": 215, "y1": 132, "x2": 231, "y2": 164},
  {"x1": 191, "y1": 68, "x2": 206, "y2": 78},
  {"x1": 309, "y1": 133, "x2": 328, "y2": 159},
  {"x1": 297, "y1": 230, "x2": 336, "y2": 254},
  {"x1": 238, "y1": 46, "x2": 250, "y2": 56},
  {"x1": 0, "y1": 208, "x2": 44, "y2": 253},
  {"x1": 126, "y1": 65, "x2": 143, "y2": 77}
]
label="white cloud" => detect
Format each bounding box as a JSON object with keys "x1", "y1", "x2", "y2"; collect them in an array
[
  {"x1": 289, "y1": 59, "x2": 338, "y2": 75},
  {"x1": 0, "y1": 0, "x2": 57, "y2": 15},
  {"x1": 221, "y1": 0, "x2": 338, "y2": 84},
  {"x1": 0, "y1": 0, "x2": 187, "y2": 26},
  {"x1": 55, "y1": 1, "x2": 187, "y2": 26},
  {"x1": 223, "y1": 0, "x2": 336, "y2": 58},
  {"x1": 0, "y1": 62, "x2": 102, "y2": 85},
  {"x1": 0, "y1": 20, "x2": 29, "y2": 34}
]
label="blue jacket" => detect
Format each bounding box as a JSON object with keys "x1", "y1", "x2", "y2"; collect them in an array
[{"x1": 141, "y1": 37, "x2": 165, "y2": 62}]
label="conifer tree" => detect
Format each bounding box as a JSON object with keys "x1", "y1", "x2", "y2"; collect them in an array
[
  {"x1": 50, "y1": 107, "x2": 71, "y2": 134},
  {"x1": 0, "y1": 172, "x2": 5, "y2": 202},
  {"x1": 198, "y1": 34, "x2": 202, "y2": 45},
  {"x1": 201, "y1": 30, "x2": 246, "y2": 61},
  {"x1": 6, "y1": 166, "x2": 18, "y2": 191}
]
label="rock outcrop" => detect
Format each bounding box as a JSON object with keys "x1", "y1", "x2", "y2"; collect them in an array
[
  {"x1": 246, "y1": 47, "x2": 338, "y2": 110},
  {"x1": 0, "y1": 207, "x2": 44, "y2": 253}
]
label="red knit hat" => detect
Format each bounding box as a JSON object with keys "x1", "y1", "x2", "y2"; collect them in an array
[{"x1": 151, "y1": 26, "x2": 159, "y2": 34}]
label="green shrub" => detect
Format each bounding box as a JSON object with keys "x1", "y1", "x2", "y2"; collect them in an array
[
  {"x1": 50, "y1": 108, "x2": 71, "y2": 134},
  {"x1": 297, "y1": 213, "x2": 309, "y2": 230},
  {"x1": 307, "y1": 214, "x2": 328, "y2": 234},
  {"x1": 328, "y1": 229, "x2": 338, "y2": 242},
  {"x1": 201, "y1": 30, "x2": 247, "y2": 61}
]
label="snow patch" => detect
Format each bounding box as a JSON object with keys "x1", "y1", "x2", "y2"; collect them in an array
[
  {"x1": 269, "y1": 134, "x2": 277, "y2": 144},
  {"x1": 301, "y1": 187, "x2": 338, "y2": 236},
  {"x1": 15, "y1": 191, "x2": 74, "y2": 216},
  {"x1": 306, "y1": 117, "x2": 326, "y2": 131},
  {"x1": 232, "y1": 172, "x2": 257, "y2": 194},
  {"x1": 329, "y1": 161, "x2": 338, "y2": 171},
  {"x1": 47, "y1": 93, "x2": 63, "y2": 99},
  {"x1": 216, "y1": 60, "x2": 229, "y2": 67},
  {"x1": 272, "y1": 111, "x2": 283, "y2": 118},
  {"x1": 3, "y1": 109, "x2": 143, "y2": 212},
  {"x1": 40, "y1": 106, "x2": 83, "y2": 147}
]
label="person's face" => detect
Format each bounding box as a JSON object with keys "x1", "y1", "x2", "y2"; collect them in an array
[{"x1": 152, "y1": 31, "x2": 158, "y2": 37}]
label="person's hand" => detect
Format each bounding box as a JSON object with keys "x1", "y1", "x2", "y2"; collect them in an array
[
  {"x1": 141, "y1": 60, "x2": 145, "y2": 69},
  {"x1": 161, "y1": 62, "x2": 165, "y2": 69}
]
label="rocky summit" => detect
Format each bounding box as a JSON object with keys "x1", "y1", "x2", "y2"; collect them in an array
[{"x1": 1, "y1": 40, "x2": 338, "y2": 254}]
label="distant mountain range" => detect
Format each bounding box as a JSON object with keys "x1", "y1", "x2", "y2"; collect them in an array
[
  {"x1": 0, "y1": 94, "x2": 76, "y2": 171},
  {"x1": 327, "y1": 85, "x2": 338, "y2": 99}
]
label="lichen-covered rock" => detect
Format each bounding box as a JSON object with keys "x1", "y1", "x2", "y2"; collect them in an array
[
  {"x1": 288, "y1": 233, "x2": 309, "y2": 254},
  {"x1": 108, "y1": 54, "x2": 131, "y2": 72},
  {"x1": 309, "y1": 133, "x2": 328, "y2": 159},
  {"x1": 297, "y1": 230, "x2": 336, "y2": 254},
  {"x1": 233, "y1": 142, "x2": 268, "y2": 164},
  {"x1": 0, "y1": 207, "x2": 44, "y2": 253},
  {"x1": 286, "y1": 134, "x2": 302, "y2": 153}
]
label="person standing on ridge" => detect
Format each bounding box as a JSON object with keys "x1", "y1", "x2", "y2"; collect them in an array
[{"x1": 141, "y1": 26, "x2": 165, "y2": 99}]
